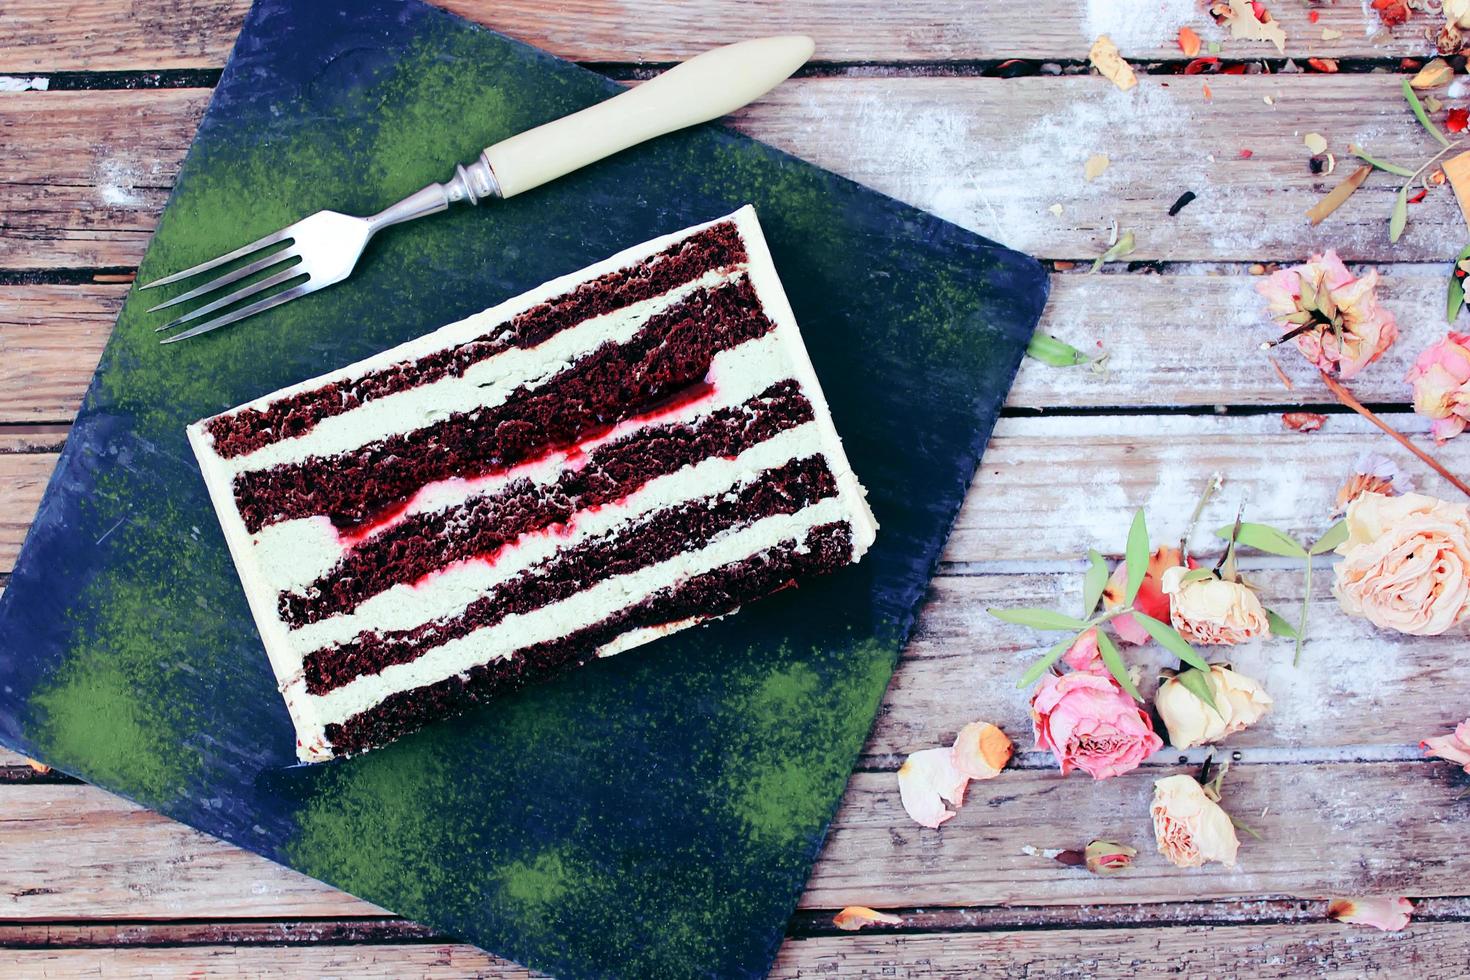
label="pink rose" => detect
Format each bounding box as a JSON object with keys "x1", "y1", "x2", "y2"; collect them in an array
[
  {"x1": 1256, "y1": 250, "x2": 1398, "y2": 379},
  {"x1": 1406, "y1": 331, "x2": 1470, "y2": 443},
  {"x1": 1422, "y1": 717, "x2": 1470, "y2": 774},
  {"x1": 1031, "y1": 653, "x2": 1163, "y2": 780},
  {"x1": 1333, "y1": 492, "x2": 1470, "y2": 636}
]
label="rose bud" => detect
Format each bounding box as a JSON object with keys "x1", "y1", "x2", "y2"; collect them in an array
[
  {"x1": 1150, "y1": 774, "x2": 1240, "y2": 869},
  {"x1": 1155, "y1": 665, "x2": 1273, "y2": 750},
  {"x1": 1084, "y1": 839, "x2": 1138, "y2": 875},
  {"x1": 1160, "y1": 567, "x2": 1271, "y2": 645},
  {"x1": 1333, "y1": 492, "x2": 1470, "y2": 636},
  {"x1": 1405, "y1": 331, "x2": 1470, "y2": 444}
]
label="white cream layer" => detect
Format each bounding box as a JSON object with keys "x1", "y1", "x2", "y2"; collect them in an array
[
  {"x1": 283, "y1": 421, "x2": 823, "y2": 657},
  {"x1": 291, "y1": 493, "x2": 852, "y2": 731},
  {"x1": 250, "y1": 326, "x2": 802, "y2": 594},
  {"x1": 223, "y1": 268, "x2": 740, "y2": 475}
]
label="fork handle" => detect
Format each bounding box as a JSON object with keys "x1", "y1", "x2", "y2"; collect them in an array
[{"x1": 481, "y1": 35, "x2": 813, "y2": 199}]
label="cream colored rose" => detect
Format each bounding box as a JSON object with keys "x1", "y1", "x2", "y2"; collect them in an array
[
  {"x1": 1155, "y1": 665, "x2": 1273, "y2": 750},
  {"x1": 1333, "y1": 492, "x2": 1470, "y2": 636},
  {"x1": 1448, "y1": 0, "x2": 1470, "y2": 30},
  {"x1": 1160, "y1": 567, "x2": 1271, "y2": 645},
  {"x1": 1150, "y1": 774, "x2": 1239, "y2": 869}
]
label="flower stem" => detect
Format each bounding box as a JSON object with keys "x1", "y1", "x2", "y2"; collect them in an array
[
  {"x1": 1295, "y1": 555, "x2": 1311, "y2": 667},
  {"x1": 1318, "y1": 370, "x2": 1470, "y2": 499},
  {"x1": 1180, "y1": 472, "x2": 1223, "y2": 558}
]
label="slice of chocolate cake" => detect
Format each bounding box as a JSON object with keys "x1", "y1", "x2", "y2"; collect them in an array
[{"x1": 189, "y1": 206, "x2": 877, "y2": 762}]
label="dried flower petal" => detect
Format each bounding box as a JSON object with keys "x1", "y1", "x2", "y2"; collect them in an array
[
  {"x1": 1226, "y1": 0, "x2": 1287, "y2": 52},
  {"x1": 833, "y1": 906, "x2": 903, "y2": 931},
  {"x1": 1306, "y1": 164, "x2": 1371, "y2": 226},
  {"x1": 1179, "y1": 27, "x2": 1202, "y2": 57},
  {"x1": 1084, "y1": 153, "x2": 1110, "y2": 181},
  {"x1": 1443, "y1": 150, "x2": 1470, "y2": 237},
  {"x1": 1411, "y1": 58, "x2": 1455, "y2": 89},
  {"x1": 897, "y1": 747, "x2": 967, "y2": 828},
  {"x1": 1335, "y1": 453, "x2": 1411, "y2": 515},
  {"x1": 1089, "y1": 34, "x2": 1138, "y2": 91},
  {"x1": 1282, "y1": 411, "x2": 1327, "y2": 431},
  {"x1": 1422, "y1": 717, "x2": 1470, "y2": 773},
  {"x1": 951, "y1": 722, "x2": 1013, "y2": 780},
  {"x1": 1304, "y1": 132, "x2": 1328, "y2": 154},
  {"x1": 1327, "y1": 896, "x2": 1414, "y2": 931}
]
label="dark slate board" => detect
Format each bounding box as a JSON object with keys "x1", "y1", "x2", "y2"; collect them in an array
[{"x1": 0, "y1": 1, "x2": 1047, "y2": 976}]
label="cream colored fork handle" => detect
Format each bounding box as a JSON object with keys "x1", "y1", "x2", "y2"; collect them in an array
[{"x1": 482, "y1": 35, "x2": 814, "y2": 199}]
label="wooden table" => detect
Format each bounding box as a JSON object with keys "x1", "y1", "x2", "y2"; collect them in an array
[{"x1": 5, "y1": 2, "x2": 1470, "y2": 975}]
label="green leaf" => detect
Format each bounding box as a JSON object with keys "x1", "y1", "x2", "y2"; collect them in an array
[
  {"x1": 1403, "y1": 78, "x2": 1451, "y2": 147},
  {"x1": 1180, "y1": 567, "x2": 1216, "y2": 583},
  {"x1": 989, "y1": 607, "x2": 1090, "y2": 631},
  {"x1": 1310, "y1": 518, "x2": 1349, "y2": 555},
  {"x1": 1090, "y1": 229, "x2": 1136, "y2": 273},
  {"x1": 1095, "y1": 630, "x2": 1142, "y2": 701},
  {"x1": 1131, "y1": 612, "x2": 1211, "y2": 672},
  {"x1": 1218, "y1": 522, "x2": 1307, "y2": 558},
  {"x1": 1389, "y1": 184, "x2": 1409, "y2": 244},
  {"x1": 1017, "y1": 635, "x2": 1075, "y2": 688},
  {"x1": 1349, "y1": 144, "x2": 1416, "y2": 178},
  {"x1": 1449, "y1": 245, "x2": 1470, "y2": 324},
  {"x1": 1026, "y1": 333, "x2": 1090, "y2": 367},
  {"x1": 1124, "y1": 509, "x2": 1149, "y2": 604},
  {"x1": 1082, "y1": 549, "x2": 1109, "y2": 617},
  {"x1": 1176, "y1": 666, "x2": 1220, "y2": 714},
  {"x1": 1265, "y1": 608, "x2": 1300, "y2": 639}
]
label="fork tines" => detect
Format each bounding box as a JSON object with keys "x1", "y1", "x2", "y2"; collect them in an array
[{"x1": 141, "y1": 228, "x2": 308, "y2": 344}]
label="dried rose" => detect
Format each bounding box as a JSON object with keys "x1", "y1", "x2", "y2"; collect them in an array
[
  {"x1": 1256, "y1": 250, "x2": 1399, "y2": 379},
  {"x1": 1327, "y1": 896, "x2": 1414, "y2": 931},
  {"x1": 1151, "y1": 774, "x2": 1240, "y2": 868},
  {"x1": 1282, "y1": 411, "x2": 1327, "y2": 431},
  {"x1": 897, "y1": 747, "x2": 967, "y2": 828},
  {"x1": 951, "y1": 721, "x2": 1013, "y2": 780},
  {"x1": 1084, "y1": 839, "x2": 1138, "y2": 875},
  {"x1": 1405, "y1": 331, "x2": 1470, "y2": 443},
  {"x1": 1155, "y1": 665, "x2": 1273, "y2": 750},
  {"x1": 1160, "y1": 567, "x2": 1272, "y2": 645},
  {"x1": 833, "y1": 906, "x2": 903, "y2": 931},
  {"x1": 1333, "y1": 492, "x2": 1470, "y2": 636},
  {"x1": 1102, "y1": 546, "x2": 1182, "y2": 645},
  {"x1": 1422, "y1": 717, "x2": 1470, "y2": 774},
  {"x1": 1031, "y1": 666, "x2": 1163, "y2": 780}
]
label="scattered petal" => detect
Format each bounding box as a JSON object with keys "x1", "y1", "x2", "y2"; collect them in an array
[
  {"x1": 951, "y1": 722, "x2": 1013, "y2": 780},
  {"x1": 898, "y1": 747, "x2": 967, "y2": 828},
  {"x1": 1327, "y1": 896, "x2": 1414, "y2": 931},
  {"x1": 1371, "y1": 0, "x2": 1413, "y2": 27},
  {"x1": 1179, "y1": 26, "x2": 1203, "y2": 57},
  {"x1": 1410, "y1": 58, "x2": 1455, "y2": 90},
  {"x1": 1048, "y1": 202, "x2": 1064, "y2": 216},
  {"x1": 833, "y1": 906, "x2": 903, "y2": 931},
  {"x1": 1304, "y1": 132, "x2": 1328, "y2": 155},
  {"x1": 1335, "y1": 453, "x2": 1412, "y2": 515},
  {"x1": 1421, "y1": 717, "x2": 1470, "y2": 773},
  {"x1": 1282, "y1": 411, "x2": 1327, "y2": 431},
  {"x1": 1226, "y1": 0, "x2": 1287, "y2": 53},
  {"x1": 1089, "y1": 34, "x2": 1138, "y2": 91},
  {"x1": 1307, "y1": 57, "x2": 1338, "y2": 73},
  {"x1": 21, "y1": 756, "x2": 50, "y2": 775},
  {"x1": 1321, "y1": 27, "x2": 1343, "y2": 40},
  {"x1": 1238, "y1": 148, "x2": 1254, "y2": 159},
  {"x1": 1451, "y1": 108, "x2": 1470, "y2": 134},
  {"x1": 1084, "y1": 840, "x2": 1138, "y2": 875},
  {"x1": 1442, "y1": 150, "x2": 1470, "y2": 237},
  {"x1": 1084, "y1": 153, "x2": 1110, "y2": 181}
]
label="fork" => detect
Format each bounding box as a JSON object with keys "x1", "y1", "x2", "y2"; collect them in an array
[{"x1": 141, "y1": 35, "x2": 814, "y2": 344}]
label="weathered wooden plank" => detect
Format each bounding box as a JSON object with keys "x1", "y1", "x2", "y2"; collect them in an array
[
  {"x1": 9, "y1": 75, "x2": 1470, "y2": 269},
  {"x1": 771, "y1": 923, "x2": 1470, "y2": 980},
  {"x1": 1, "y1": 272, "x2": 1454, "y2": 424},
  {"x1": 0, "y1": 285, "x2": 124, "y2": 422},
  {"x1": 0, "y1": 944, "x2": 538, "y2": 978},
  {"x1": 5, "y1": 414, "x2": 1468, "y2": 573},
  {"x1": 0, "y1": 0, "x2": 1431, "y2": 72},
  {"x1": 0, "y1": 760, "x2": 1465, "y2": 919},
  {"x1": 0, "y1": 921, "x2": 1466, "y2": 979}
]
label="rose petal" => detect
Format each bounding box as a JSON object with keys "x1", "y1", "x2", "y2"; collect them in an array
[
  {"x1": 833, "y1": 906, "x2": 903, "y2": 931},
  {"x1": 1327, "y1": 896, "x2": 1414, "y2": 931},
  {"x1": 952, "y1": 722, "x2": 1013, "y2": 780},
  {"x1": 898, "y1": 747, "x2": 967, "y2": 828},
  {"x1": 1422, "y1": 718, "x2": 1470, "y2": 773}
]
